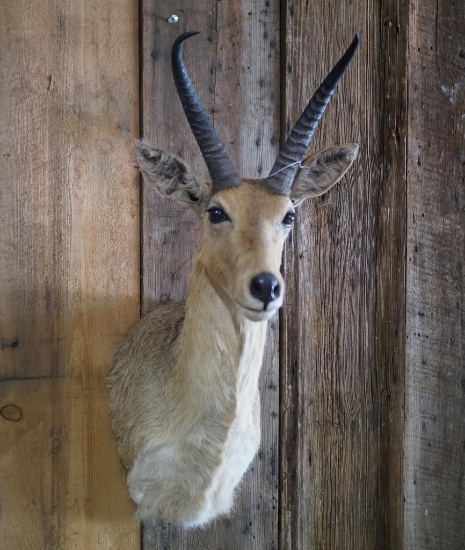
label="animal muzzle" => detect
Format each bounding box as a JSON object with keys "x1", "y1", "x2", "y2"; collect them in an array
[{"x1": 250, "y1": 272, "x2": 281, "y2": 310}]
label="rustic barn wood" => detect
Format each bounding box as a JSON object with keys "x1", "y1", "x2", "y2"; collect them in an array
[
  {"x1": 405, "y1": 1, "x2": 465, "y2": 548},
  {"x1": 0, "y1": 1, "x2": 140, "y2": 548},
  {"x1": 279, "y1": 1, "x2": 407, "y2": 548},
  {"x1": 140, "y1": 1, "x2": 281, "y2": 548},
  {"x1": 1, "y1": 0, "x2": 464, "y2": 548}
]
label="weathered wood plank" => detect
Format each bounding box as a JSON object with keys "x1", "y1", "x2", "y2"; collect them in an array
[
  {"x1": 280, "y1": 1, "x2": 407, "y2": 548},
  {"x1": 0, "y1": 0, "x2": 140, "y2": 547},
  {"x1": 405, "y1": 1, "x2": 465, "y2": 547},
  {"x1": 140, "y1": 1, "x2": 280, "y2": 548}
]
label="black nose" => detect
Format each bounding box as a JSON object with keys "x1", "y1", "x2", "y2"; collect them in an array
[{"x1": 250, "y1": 272, "x2": 281, "y2": 309}]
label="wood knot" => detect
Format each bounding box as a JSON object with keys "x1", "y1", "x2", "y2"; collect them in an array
[{"x1": 0, "y1": 404, "x2": 23, "y2": 422}]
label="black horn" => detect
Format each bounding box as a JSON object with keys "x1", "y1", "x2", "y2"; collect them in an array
[
  {"x1": 264, "y1": 34, "x2": 360, "y2": 196},
  {"x1": 171, "y1": 32, "x2": 241, "y2": 193}
]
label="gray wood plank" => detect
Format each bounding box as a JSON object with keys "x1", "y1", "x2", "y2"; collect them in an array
[
  {"x1": 405, "y1": 1, "x2": 465, "y2": 548},
  {"x1": 279, "y1": 1, "x2": 407, "y2": 548},
  {"x1": 140, "y1": 1, "x2": 280, "y2": 548}
]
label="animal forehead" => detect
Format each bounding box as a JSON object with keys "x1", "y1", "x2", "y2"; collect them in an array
[{"x1": 210, "y1": 180, "x2": 292, "y2": 218}]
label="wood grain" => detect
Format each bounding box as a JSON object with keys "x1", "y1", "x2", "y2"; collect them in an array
[
  {"x1": 141, "y1": 1, "x2": 281, "y2": 548},
  {"x1": 0, "y1": 0, "x2": 140, "y2": 547},
  {"x1": 405, "y1": 1, "x2": 465, "y2": 547},
  {"x1": 279, "y1": 1, "x2": 407, "y2": 548}
]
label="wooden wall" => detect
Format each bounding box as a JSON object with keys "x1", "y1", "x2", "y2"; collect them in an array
[
  {"x1": 1, "y1": 0, "x2": 463, "y2": 549},
  {"x1": 0, "y1": 0, "x2": 141, "y2": 547}
]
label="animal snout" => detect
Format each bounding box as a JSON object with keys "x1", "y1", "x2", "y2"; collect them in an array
[{"x1": 250, "y1": 272, "x2": 281, "y2": 309}]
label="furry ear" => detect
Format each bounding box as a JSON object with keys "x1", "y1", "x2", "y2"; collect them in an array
[
  {"x1": 134, "y1": 140, "x2": 210, "y2": 212},
  {"x1": 291, "y1": 144, "x2": 359, "y2": 207}
]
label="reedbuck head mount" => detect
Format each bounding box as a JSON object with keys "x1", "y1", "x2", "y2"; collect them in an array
[
  {"x1": 136, "y1": 31, "x2": 359, "y2": 322},
  {"x1": 109, "y1": 32, "x2": 359, "y2": 528}
]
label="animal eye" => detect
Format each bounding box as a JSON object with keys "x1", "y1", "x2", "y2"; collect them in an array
[
  {"x1": 282, "y1": 212, "x2": 295, "y2": 227},
  {"x1": 208, "y1": 207, "x2": 230, "y2": 224}
]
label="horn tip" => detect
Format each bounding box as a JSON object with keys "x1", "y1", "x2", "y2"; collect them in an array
[
  {"x1": 342, "y1": 33, "x2": 360, "y2": 64},
  {"x1": 175, "y1": 31, "x2": 200, "y2": 44},
  {"x1": 172, "y1": 31, "x2": 200, "y2": 51}
]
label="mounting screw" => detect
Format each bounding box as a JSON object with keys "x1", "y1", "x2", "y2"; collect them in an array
[{"x1": 167, "y1": 14, "x2": 179, "y2": 24}]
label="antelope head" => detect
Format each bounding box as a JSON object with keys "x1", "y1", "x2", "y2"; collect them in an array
[{"x1": 136, "y1": 32, "x2": 359, "y2": 322}]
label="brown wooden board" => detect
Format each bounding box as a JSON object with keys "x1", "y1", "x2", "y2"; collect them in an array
[
  {"x1": 0, "y1": 1, "x2": 140, "y2": 547},
  {"x1": 140, "y1": 0, "x2": 281, "y2": 548},
  {"x1": 279, "y1": 1, "x2": 407, "y2": 548},
  {"x1": 405, "y1": 1, "x2": 465, "y2": 548}
]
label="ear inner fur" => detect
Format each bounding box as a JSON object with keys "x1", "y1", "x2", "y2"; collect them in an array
[
  {"x1": 134, "y1": 140, "x2": 210, "y2": 211},
  {"x1": 291, "y1": 144, "x2": 359, "y2": 206}
]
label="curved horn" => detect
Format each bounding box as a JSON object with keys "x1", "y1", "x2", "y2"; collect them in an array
[
  {"x1": 264, "y1": 34, "x2": 360, "y2": 196},
  {"x1": 171, "y1": 31, "x2": 241, "y2": 193}
]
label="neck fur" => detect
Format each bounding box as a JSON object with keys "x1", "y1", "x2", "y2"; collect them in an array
[{"x1": 176, "y1": 254, "x2": 268, "y2": 419}]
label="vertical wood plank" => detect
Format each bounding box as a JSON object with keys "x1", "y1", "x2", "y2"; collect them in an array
[
  {"x1": 141, "y1": 1, "x2": 280, "y2": 548},
  {"x1": 0, "y1": 0, "x2": 140, "y2": 547},
  {"x1": 405, "y1": 1, "x2": 465, "y2": 547},
  {"x1": 280, "y1": 1, "x2": 407, "y2": 548}
]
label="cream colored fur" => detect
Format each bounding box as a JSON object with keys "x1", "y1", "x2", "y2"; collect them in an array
[{"x1": 108, "y1": 140, "x2": 358, "y2": 527}]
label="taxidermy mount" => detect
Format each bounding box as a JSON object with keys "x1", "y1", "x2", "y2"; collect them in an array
[{"x1": 109, "y1": 31, "x2": 359, "y2": 527}]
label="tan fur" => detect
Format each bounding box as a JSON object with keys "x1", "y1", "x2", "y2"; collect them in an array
[{"x1": 108, "y1": 140, "x2": 358, "y2": 527}]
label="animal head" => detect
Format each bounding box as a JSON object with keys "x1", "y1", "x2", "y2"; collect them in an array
[{"x1": 136, "y1": 32, "x2": 359, "y2": 322}]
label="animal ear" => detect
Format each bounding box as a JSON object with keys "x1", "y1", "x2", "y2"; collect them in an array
[
  {"x1": 291, "y1": 144, "x2": 359, "y2": 207},
  {"x1": 134, "y1": 140, "x2": 210, "y2": 212}
]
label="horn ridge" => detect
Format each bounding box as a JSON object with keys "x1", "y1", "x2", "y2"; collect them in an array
[
  {"x1": 264, "y1": 33, "x2": 360, "y2": 196},
  {"x1": 171, "y1": 32, "x2": 241, "y2": 192}
]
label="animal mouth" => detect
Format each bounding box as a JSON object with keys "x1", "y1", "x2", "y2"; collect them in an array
[
  {"x1": 238, "y1": 301, "x2": 279, "y2": 316},
  {"x1": 238, "y1": 301, "x2": 266, "y2": 313}
]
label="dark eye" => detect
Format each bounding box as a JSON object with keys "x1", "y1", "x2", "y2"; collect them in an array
[
  {"x1": 208, "y1": 207, "x2": 230, "y2": 224},
  {"x1": 282, "y1": 212, "x2": 295, "y2": 227}
]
